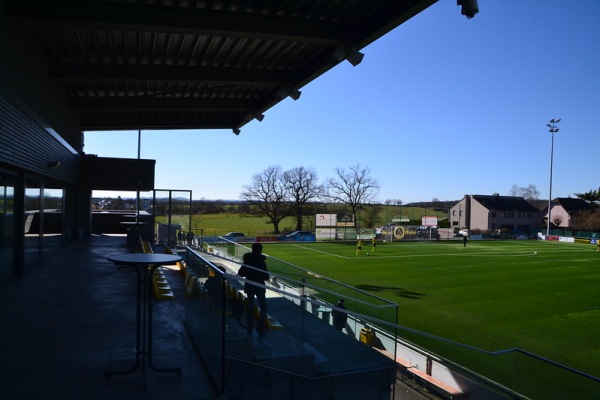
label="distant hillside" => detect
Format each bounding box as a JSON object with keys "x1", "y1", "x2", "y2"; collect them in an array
[{"x1": 405, "y1": 200, "x2": 458, "y2": 211}]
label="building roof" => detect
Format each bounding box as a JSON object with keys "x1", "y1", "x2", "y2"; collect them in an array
[
  {"x1": 471, "y1": 195, "x2": 540, "y2": 212},
  {"x1": 4, "y1": 0, "x2": 438, "y2": 132},
  {"x1": 554, "y1": 197, "x2": 594, "y2": 213}
]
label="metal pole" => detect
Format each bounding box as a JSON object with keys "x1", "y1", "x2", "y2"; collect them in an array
[
  {"x1": 547, "y1": 131, "x2": 554, "y2": 236},
  {"x1": 137, "y1": 130, "x2": 141, "y2": 220},
  {"x1": 386, "y1": 201, "x2": 389, "y2": 224},
  {"x1": 546, "y1": 119, "x2": 561, "y2": 237}
]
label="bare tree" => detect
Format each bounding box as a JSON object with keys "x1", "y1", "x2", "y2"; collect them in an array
[
  {"x1": 552, "y1": 216, "x2": 563, "y2": 227},
  {"x1": 509, "y1": 184, "x2": 540, "y2": 200},
  {"x1": 326, "y1": 164, "x2": 380, "y2": 223},
  {"x1": 240, "y1": 165, "x2": 288, "y2": 234},
  {"x1": 363, "y1": 202, "x2": 382, "y2": 228},
  {"x1": 523, "y1": 184, "x2": 540, "y2": 199},
  {"x1": 573, "y1": 208, "x2": 600, "y2": 230},
  {"x1": 283, "y1": 166, "x2": 324, "y2": 231}
]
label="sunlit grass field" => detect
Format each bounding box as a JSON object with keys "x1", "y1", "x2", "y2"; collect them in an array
[{"x1": 261, "y1": 239, "x2": 600, "y2": 382}]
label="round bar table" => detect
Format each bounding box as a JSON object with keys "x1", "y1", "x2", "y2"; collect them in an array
[
  {"x1": 119, "y1": 221, "x2": 147, "y2": 252},
  {"x1": 106, "y1": 253, "x2": 182, "y2": 389}
]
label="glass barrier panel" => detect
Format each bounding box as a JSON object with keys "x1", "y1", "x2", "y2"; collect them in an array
[
  {"x1": 183, "y1": 246, "x2": 398, "y2": 397},
  {"x1": 184, "y1": 238, "x2": 600, "y2": 398}
]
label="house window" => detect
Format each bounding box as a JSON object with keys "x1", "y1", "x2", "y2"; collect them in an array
[{"x1": 491, "y1": 212, "x2": 496, "y2": 218}]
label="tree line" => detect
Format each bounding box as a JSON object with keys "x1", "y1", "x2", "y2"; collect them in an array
[
  {"x1": 239, "y1": 164, "x2": 379, "y2": 234},
  {"x1": 237, "y1": 176, "x2": 600, "y2": 233},
  {"x1": 571, "y1": 187, "x2": 600, "y2": 230},
  {"x1": 93, "y1": 181, "x2": 600, "y2": 233}
]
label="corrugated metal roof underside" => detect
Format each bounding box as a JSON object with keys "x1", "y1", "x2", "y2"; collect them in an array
[{"x1": 6, "y1": 0, "x2": 438, "y2": 131}]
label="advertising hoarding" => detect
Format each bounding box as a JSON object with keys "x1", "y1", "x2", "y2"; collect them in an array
[{"x1": 316, "y1": 213, "x2": 337, "y2": 227}]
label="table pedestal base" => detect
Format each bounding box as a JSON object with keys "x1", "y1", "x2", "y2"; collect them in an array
[{"x1": 106, "y1": 257, "x2": 182, "y2": 389}]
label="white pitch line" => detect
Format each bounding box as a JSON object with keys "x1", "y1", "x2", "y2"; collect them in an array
[
  {"x1": 290, "y1": 244, "x2": 350, "y2": 259},
  {"x1": 288, "y1": 247, "x2": 537, "y2": 260},
  {"x1": 288, "y1": 244, "x2": 593, "y2": 260},
  {"x1": 350, "y1": 250, "x2": 539, "y2": 259}
]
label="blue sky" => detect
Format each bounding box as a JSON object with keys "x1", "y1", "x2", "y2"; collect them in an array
[{"x1": 84, "y1": 1, "x2": 600, "y2": 204}]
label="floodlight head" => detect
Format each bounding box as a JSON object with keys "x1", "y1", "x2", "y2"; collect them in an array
[
  {"x1": 289, "y1": 88, "x2": 301, "y2": 100},
  {"x1": 47, "y1": 161, "x2": 60, "y2": 169},
  {"x1": 328, "y1": 46, "x2": 364, "y2": 66},
  {"x1": 233, "y1": 128, "x2": 241, "y2": 136},
  {"x1": 457, "y1": 0, "x2": 479, "y2": 19},
  {"x1": 252, "y1": 111, "x2": 265, "y2": 122},
  {"x1": 346, "y1": 48, "x2": 364, "y2": 66},
  {"x1": 276, "y1": 87, "x2": 302, "y2": 101},
  {"x1": 555, "y1": 118, "x2": 561, "y2": 123}
]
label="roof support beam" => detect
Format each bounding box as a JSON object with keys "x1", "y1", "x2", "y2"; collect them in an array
[
  {"x1": 8, "y1": 0, "x2": 354, "y2": 44},
  {"x1": 80, "y1": 114, "x2": 238, "y2": 131},
  {"x1": 50, "y1": 64, "x2": 294, "y2": 85},
  {"x1": 69, "y1": 97, "x2": 258, "y2": 111}
]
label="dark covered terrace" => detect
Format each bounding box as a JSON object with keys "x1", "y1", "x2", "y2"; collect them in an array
[
  {"x1": 0, "y1": 235, "x2": 430, "y2": 400},
  {"x1": 0, "y1": 235, "x2": 217, "y2": 399}
]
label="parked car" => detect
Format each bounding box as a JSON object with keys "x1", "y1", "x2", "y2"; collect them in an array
[
  {"x1": 284, "y1": 231, "x2": 314, "y2": 241},
  {"x1": 223, "y1": 232, "x2": 245, "y2": 239}
]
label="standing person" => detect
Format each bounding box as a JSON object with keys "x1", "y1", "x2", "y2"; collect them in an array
[
  {"x1": 177, "y1": 230, "x2": 183, "y2": 245},
  {"x1": 371, "y1": 236, "x2": 377, "y2": 253},
  {"x1": 332, "y1": 298, "x2": 347, "y2": 331},
  {"x1": 356, "y1": 239, "x2": 363, "y2": 255},
  {"x1": 238, "y1": 243, "x2": 269, "y2": 336},
  {"x1": 463, "y1": 234, "x2": 468, "y2": 247}
]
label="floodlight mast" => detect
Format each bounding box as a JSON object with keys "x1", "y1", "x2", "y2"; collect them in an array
[{"x1": 546, "y1": 118, "x2": 561, "y2": 237}]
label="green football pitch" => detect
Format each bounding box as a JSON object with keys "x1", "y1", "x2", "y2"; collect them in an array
[{"x1": 261, "y1": 239, "x2": 600, "y2": 382}]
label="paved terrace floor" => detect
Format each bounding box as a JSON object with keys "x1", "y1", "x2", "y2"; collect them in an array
[{"x1": 0, "y1": 235, "x2": 435, "y2": 400}]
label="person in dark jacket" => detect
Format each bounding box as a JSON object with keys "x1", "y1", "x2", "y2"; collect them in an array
[
  {"x1": 238, "y1": 243, "x2": 269, "y2": 335},
  {"x1": 332, "y1": 298, "x2": 348, "y2": 331}
]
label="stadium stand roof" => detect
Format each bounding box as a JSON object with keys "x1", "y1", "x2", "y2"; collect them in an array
[{"x1": 4, "y1": 0, "x2": 439, "y2": 133}]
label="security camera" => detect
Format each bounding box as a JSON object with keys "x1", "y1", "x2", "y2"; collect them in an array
[{"x1": 457, "y1": 0, "x2": 479, "y2": 19}]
